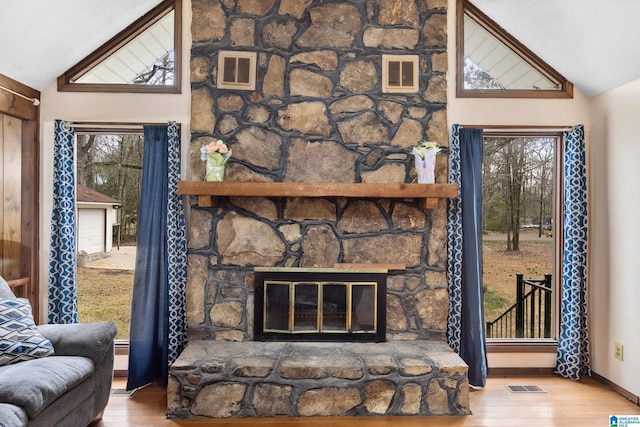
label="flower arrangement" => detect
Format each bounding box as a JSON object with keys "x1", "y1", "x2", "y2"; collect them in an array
[
  {"x1": 412, "y1": 141, "x2": 442, "y2": 159},
  {"x1": 412, "y1": 141, "x2": 441, "y2": 184},
  {"x1": 200, "y1": 139, "x2": 231, "y2": 181}
]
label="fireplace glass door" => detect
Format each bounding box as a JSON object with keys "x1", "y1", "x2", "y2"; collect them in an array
[
  {"x1": 321, "y1": 283, "x2": 347, "y2": 332},
  {"x1": 256, "y1": 268, "x2": 386, "y2": 342},
  {"x1": 262, "y1": 280, "x2": 380, "y2": 337},
  {"x1": 293, "y1": 282, "x2": 320, "y2": 332}
]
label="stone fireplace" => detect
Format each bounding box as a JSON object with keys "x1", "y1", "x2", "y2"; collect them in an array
[{"x1": 168, "y1": 0, "x2": 469, "y2": 419}]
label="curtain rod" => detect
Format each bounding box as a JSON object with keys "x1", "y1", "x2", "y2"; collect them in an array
[
  {"x1": 72, "y1": 121, "x2": 180, "y2": 127},
  {"x1": 462, "y1": 124, "x2": 573, "y2": 131},
  {"x1": 0, "y1": 85, "x2": 40, "y2": 106}
]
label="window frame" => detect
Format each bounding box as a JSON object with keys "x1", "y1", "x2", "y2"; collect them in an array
[
  {"x1": 457, "y1": 0, "x2": 573, "y2": 99},
  {"x1": 73, "y1": 121, "x2": 181, "y2": 369},
  {"x1": 478, "y1": 128, "x2": 564, "y2": 354},
  {"x1": 57, "y1": 0, "x2": 182, "y2": 94}
]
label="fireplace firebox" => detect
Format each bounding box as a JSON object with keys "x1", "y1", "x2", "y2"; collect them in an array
[{"x1": 254, "y1": 267, "x2": 387, "y2": 342}]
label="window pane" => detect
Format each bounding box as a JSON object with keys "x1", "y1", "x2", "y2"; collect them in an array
[
  {"x1": 75, "y1": 133, "x2": 144, "y2": 341},
  {"x1": 265, "y1": 282, "x2": 290, "y2": 331},
  {"x1": 322, "y1": 283, "x2": 347, "y2": 332},
  {"x1": 483, "y1": 136, "x2": 556, "y2": 339},
  {"x1": 351, "y1": 285, "x2": 376, "y2": 332},
  {"x1": 75, "y1": 11, "x2": 175, "y2": 85},
  {"x1": 463, "y1": 14, "x2": 557, "y2": 91}
]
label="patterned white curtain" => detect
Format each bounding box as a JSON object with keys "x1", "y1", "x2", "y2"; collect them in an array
[
  {"x1": 447, "y1": 124, "x2": 463, "y2": 354},
  {"x1": 555, "y1": 125, "x2": 590, "y2": 380},
  {"x1": 166, "y1": 122, "x2": 188, "y2": 366},
  {"x1": 48, "y1": 119, "x2": 78, "y2": 324}
]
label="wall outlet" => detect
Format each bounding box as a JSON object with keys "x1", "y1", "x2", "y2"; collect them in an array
[{"x1": 614, "y1": 342, "x2": 623, "y2": 361}]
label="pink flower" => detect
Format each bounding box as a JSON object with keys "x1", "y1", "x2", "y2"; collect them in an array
[
  {"x1": 200, "y1": 139, "x2": 232, "y2": 165},
  {"x1": 205, "y1": 139, "x2": 228, "y2": 153}
]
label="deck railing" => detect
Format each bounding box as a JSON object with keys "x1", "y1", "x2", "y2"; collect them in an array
[{"x1": 486, "y1": 273, "x2": 553, "y2": 339}]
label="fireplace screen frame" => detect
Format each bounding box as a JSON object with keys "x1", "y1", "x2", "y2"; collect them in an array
[{"x1": 254, "y1": 267, "x2": 387, "y2": 342}]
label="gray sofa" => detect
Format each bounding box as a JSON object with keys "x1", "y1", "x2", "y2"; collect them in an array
[{"x1": 0, "y1": 278, "x2": 117, "y2": 427}]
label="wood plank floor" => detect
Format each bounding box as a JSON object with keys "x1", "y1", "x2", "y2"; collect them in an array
[{"x1": 99, "y1": 375, "x2": 640, "y2": 427}]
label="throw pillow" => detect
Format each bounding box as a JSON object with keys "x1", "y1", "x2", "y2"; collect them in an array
[{"x1": 0, "y1": 298, "x2": 55, "y2": 366}]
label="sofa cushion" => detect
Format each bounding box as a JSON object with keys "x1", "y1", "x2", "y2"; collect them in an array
[
  {"x1": 0, "y1": 403, "x2": 28, "y2": 427},
  {"x1": 0, "y1": 298, "x2": 54, "y2": 366},
  {"x1": 0, "y1": 355, "x2": 94, "y2": 419},
  {"x1": 0, "y1": 276, "x2": 15, "y2": 299}
]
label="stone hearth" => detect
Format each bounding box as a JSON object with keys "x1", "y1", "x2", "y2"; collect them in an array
[{"x1": 168, "y1": 341, "x2": 469, "y2": 418}]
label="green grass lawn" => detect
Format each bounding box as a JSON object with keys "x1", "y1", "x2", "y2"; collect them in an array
[{"x1": 77, "y1": 267, "x2": 132, "y2": 340}]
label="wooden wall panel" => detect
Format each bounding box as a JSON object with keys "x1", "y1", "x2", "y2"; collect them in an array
[
  {"x1": 1, "y1": 114, "x2": 22, "y2": 280},
  {"x1": 0, "y1": 115, "x2": 3, "y2": 274},
  {"x1": 0, "y1": 73, "x2": 40, "y2": 322}
]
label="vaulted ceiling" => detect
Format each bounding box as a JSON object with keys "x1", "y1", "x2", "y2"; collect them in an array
[
  {"x1": 1, "y1": 0, "x2": 640, "y2": 97},
  {"x1": 0, "y1": 0, "x2": 163, "y2": 91},
  {"x1": 471, "y1": 0, "x2": 640, "y2": 98}
]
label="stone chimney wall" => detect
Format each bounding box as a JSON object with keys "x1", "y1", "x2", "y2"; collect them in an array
[{"x1": 186, "y1": 0, "x2": 450, "y2": 342}]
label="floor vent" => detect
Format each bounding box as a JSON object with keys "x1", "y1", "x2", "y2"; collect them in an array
[{"x1": 506, "y1": 385, "x2": 546, "y2": 393}]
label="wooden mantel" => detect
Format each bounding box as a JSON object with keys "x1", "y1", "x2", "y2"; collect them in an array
[{"x1": 177, "y1": 181, "x2": 459, "y2": 209}]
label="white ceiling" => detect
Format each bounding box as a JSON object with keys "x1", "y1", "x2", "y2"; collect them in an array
[
  {"x1": 0, "y1": 0, "x2": 163, "y2": 91},
  {"x1": 471, "y1": 0, "x2": 640, "y2": 98},
  {"x1": 1, "y1": 0, "x2": 640, "y2": 97}
]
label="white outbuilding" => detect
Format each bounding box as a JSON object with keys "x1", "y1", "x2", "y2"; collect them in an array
[{"x1": 77, "y1": 185, "x2": 121, "y2": 256}]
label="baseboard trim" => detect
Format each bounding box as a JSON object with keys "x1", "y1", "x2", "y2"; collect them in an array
[
  {"x1": 488, "y1": 367, "x2": 555, "y2": 376},
  {"x1": 114, "y1": 369, "x2": 128, "y2": 378},
  {"x1": 590, "y1": 371, "x2": 640, "y2": 406}
]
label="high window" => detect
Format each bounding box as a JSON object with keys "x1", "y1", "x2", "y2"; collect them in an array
[
  {"x1": 58, "y1": 0, "x2": 182, "y2": 93},
  {"x1": 457, "y1": 0, "x2": 572, "y2": 98}
]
